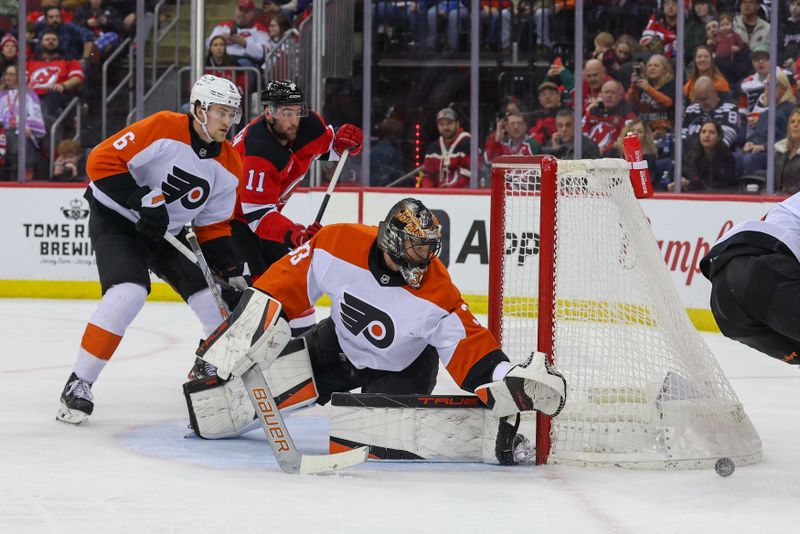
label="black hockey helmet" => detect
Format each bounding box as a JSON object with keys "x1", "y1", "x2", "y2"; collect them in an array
[
  {"x1": 377, "y1": 198, "x2": 442, "y2": 288},
  {"x1": 260, "y1": 80, "x2": 307, "y2": 116}
]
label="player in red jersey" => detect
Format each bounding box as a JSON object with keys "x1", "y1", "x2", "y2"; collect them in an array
[{"x1": 230, "y1": 80, "x2": 363, "y2": 334}]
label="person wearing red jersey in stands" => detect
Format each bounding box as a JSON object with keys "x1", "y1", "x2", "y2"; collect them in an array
[{"x1": 421, "y1": 107, "x2": 472, "y2": 188}]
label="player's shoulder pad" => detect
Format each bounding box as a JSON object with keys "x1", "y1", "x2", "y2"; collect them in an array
[
  {"x1": 315, "y1": 223, "x2": 377, "y2": 248},
  {"x1": 411, "y1": 257, "x2": 462, "y2": 311},
  {"x1": 242, "y1": 119, "x2": 291, "y2": 171},
  {"x1": 294, "y1": 112, "x2": 330, "y2": 149}
]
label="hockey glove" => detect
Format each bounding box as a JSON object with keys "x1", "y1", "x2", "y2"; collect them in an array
[
  {"x1": 333, "y1": 123, "x2": 363, "y2": 156},
  {"x1": 126, "y1": 186, "x2": 169, "y2": 241},
  {"x1": 475, "y1": 352, "x2": 566, "y2": 418},
  {"x1": 216, "y1": 264, "x2": 250, "y2": 292},
  {"x1": 284, "y1": 222, "x2": 323, "y2": 248}
]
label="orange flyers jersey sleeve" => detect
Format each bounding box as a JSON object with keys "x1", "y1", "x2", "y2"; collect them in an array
[
  {"x1": 253, "y1": 223, "x2": 506, "y2": 392},
  {"x1": 86, "y1": 111, "x2": 241, "y2": 236}
]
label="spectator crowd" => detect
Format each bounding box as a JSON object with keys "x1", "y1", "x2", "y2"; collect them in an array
[{"x1": 4, "y1": 0, "x2": 800, "y2": 194}]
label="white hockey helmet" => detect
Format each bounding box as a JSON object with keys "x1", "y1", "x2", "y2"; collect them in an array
[{"x1": 189, "y1": 74, "x2": 242, "y2": 138}]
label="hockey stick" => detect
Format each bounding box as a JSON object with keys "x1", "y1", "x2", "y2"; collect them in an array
[
  {"x1": 241, "y1": 363, "x2": 368, "y2": 474},
  {"x1": 314, "y1": 148, "x2": 349, "y2": 224},
  {"x1": 164, "y1": 229, "x2": 368, "y2": 474}
]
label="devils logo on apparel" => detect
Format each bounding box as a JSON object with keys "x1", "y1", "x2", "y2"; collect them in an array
[
  {"x1": 340, "y1": 292, "x2": 395, "y2": 349},
  {"x1": 162, "y1": 166, "x2": 210, "y2": 210}
]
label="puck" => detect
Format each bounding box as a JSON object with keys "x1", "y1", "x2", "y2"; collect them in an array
[{"x1": 714, "y1": 457, "x2": 735, "y2": 477}]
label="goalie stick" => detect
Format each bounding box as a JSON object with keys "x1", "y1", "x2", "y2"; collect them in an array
[{"x1": 165, "y1": 228, "x2": 368, "y2": 475}]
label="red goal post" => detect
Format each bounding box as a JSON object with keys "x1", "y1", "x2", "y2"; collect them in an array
[{"x1": 488, "y1": 155, "x2": 762, "y2": 469}]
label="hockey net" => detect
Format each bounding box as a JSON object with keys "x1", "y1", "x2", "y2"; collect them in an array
[{"x1": 488, "y1": 155, "x2": 762, "y2": 469}]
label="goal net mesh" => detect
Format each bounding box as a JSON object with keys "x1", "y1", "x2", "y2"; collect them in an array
[{"x1": 492, "y1": 157, "x2": 762, "y2": 469}]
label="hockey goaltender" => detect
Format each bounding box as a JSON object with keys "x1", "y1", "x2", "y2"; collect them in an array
[{"x1": 184, "y1": 198, "x2": 566, "y2": 464}]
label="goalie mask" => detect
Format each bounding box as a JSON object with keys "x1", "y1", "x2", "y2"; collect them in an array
[
  {"x1": 189, "y1": 74, "x2": 242, "y2": 141},
  {"x1": 261, "y1": 80, "x2": 308, "y2": 118},
  {"x1": 377, "y1": 198, "x2": 442, "y2": 288}
]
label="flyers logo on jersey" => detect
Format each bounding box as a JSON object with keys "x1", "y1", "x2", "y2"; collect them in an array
[
  {"x1": 340, "y1": 293, "x2": 395, "y2": 349},
  {"x1": 162, "y1": 166, "x2": 210, "y2": 210}
]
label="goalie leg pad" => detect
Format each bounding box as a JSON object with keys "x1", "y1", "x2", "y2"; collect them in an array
[
  {"x1": 475, "y1": 352, "x2": 567, "y2": 418},
  {"x1": 198, "y1": 288, "x2": 291, "y2": 379},
  {"x1": 328, "y1": 393, "x2": 536, "y2": 464},
  {"x1": 186, "y1": 337, "x2": 319, "y2": 439}
]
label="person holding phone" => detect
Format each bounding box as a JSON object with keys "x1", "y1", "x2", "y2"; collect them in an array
[{"x1": 626, "y1": 53, "x2": 676, "y2": 137}]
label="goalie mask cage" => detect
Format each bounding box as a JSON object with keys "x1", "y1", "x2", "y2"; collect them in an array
[{"x1": 488, "y1": 155, "x2": 762, "y2": 469}]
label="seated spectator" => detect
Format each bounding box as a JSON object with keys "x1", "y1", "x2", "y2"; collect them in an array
[
  {"x1": 684, "y1": 45, "x2": 731, "y2": 100},
  {"x1": 0, "y1": 33, "x2": 17, "y2": 73},
  {"x1": 610, "y1": 34, "x2": 640, "y2": 89},
  {"x1": 640, "y1": 0, "x2": 678, "y2": 58},
  {"x1": 548, "y1": 108, "x2": 601, "y2": 159},
  {"x1": 604, "y1": 119, "x2": 658, "y2": 187},
  {"x1": 525, "y1": 0, "x2": 574, "y2": 47},
  {"x1": 682, "y1": 76, "x2": 739, "y2": 149},
  {"x1": 73, "y1": 0, "x2": 123, "y2": 57},
  {"x1": 265, "y1": 11, "x2": 292, "y2": 54},
  {"x1": 575, "y1": 58, "x2": 613, "y2": 113},
  {"x1": 582, "y1": 79, "x2": 637, "y2": 155},
  {"x1": 542, "y1": 56, "x2": 575, "y2": 98},
  {"x1": 711, "y1": 12, "x2": 747, "y2": 83},
  {"x1": 0, "y1": 64, "x2": 46, "y2": 177},
  {"x1": 740, "y1": 44, "x2": 795, "y2": 116},
  {"x1": 425, "y1": 1, "x2": 469, "y2": 52},
  {"x1": 484, "y1": 110, "x2": 540, "y2": 163},
  {"x1": 705, "y1": 18, "x2": 719, "y2": 49},
  {"x1": 34, "y1": 6, "x2": 95, "y2": 63},
  {"x1": 421, "y1": 107, "x2": 471, "y2": 188},
  {"x1": 776, "y1": 108, "x2": 800, "y2": 194},
  {"x1": 733, "y1": 0, "x2": 769, "y2": 50},
  {"x1": 678, "y1": 120, "x2": 737, "y2": 192},
  {"x1": 592, "y1": 31, "x2": 617, "y2": 72},
  {"x1": 483, "y1": 96, "x2": 524, "y2": 151},
  {"x1": 737, "y1": 72, "x2": 796, "y2": 175},
  {"x1": 479, "y1": 1, "x2": 512, "y2": 51},
  {"x1": 686, "y1": 0, "x2": 717, "y2": 60},
  {"x1": 626, "y1": 53, "x2": 675, "y2": 137},
  {"x1": 780, "y1": 0, "x2": 800, "y2": 67},
  {"x1": 26, "y1": 30, "x2": 85, "y2": 119},
  {"x1": 27, "y1": 0, "x2": 75, "y2": 25},
  {"x1": 530, "y1": 81, "x2": 563, "y2": 146},
  {"x1": 206, "y1": 0, "x2": 270, "y2": 70},
  {"x1": 374, "y1": 1, "x2": 425, "y2": 49},
  {"x1": 105, "y1": 0, "x2": 157, "y2": 35},
  {"x1": 370, "y1": 117, "x2": 404, "y2": 187},
  {"x1": 51, "y1": 138, "x2": 85, "y2": 181},
  {"x1": 205, "y1": 35, "x2": 248, "y2": 98}
]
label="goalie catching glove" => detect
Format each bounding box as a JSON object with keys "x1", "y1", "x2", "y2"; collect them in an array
[
  {"x1": 197, "y1": 287, "x2": 291, "y2": 379},
  {"x1": 475, "y1": 352, "x2": 566, "y2": 418}
]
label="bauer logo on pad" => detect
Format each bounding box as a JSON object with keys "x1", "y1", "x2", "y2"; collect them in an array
[{"x1": 340, "y1": 293, "x2": 395, "y2": 349}]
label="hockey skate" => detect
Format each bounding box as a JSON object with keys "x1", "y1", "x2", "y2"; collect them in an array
[{"x1": 57, "y1": 373, "x2": 94, "y2": 424}]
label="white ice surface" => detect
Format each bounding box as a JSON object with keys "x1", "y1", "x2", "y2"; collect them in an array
[{"x1": 1, "y1": 299, "x2": 799, "y2": 534}]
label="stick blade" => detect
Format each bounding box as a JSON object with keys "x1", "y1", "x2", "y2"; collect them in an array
[{"x1": 298, "y1": 446, "x2": 368, "y2": 475}]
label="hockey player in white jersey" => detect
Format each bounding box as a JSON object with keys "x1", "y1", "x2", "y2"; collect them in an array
[
  {"x1": 57, "y1": 75, "x2": 249, "y2": 424},
  {"x1": 185, "y1": 198, "x2": 566, "y2": 440},
  {"x1": 701, "y1": 191, "x2": 800, "y2": 364}
]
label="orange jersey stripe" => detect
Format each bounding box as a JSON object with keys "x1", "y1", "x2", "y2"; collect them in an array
[
  {"x1": 194, "y1": 219, "x2": 232, "y2": 243},
  {"x1": 80, "y1": 323, "x2": 123, "y2": 361}
]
